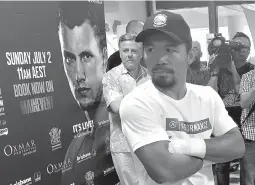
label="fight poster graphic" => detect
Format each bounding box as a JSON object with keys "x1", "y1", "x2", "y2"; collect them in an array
[
  {"x1": 6, "y1": 51, "x2": 54, "y2": 115},
  {"x1": 0, "y1": 1, "x2": 119, "y2": 185}
]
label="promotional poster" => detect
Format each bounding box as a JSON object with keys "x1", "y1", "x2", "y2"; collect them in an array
[{"x1": 0, "y1": 1, "x2": 119, "y2": 185}]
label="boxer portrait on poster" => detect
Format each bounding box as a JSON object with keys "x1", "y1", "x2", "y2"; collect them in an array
[{"x1": 57, "y1": 1, "x2": 118, "y2": 185}]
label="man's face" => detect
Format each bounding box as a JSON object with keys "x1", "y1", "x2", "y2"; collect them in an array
[
  {"x1": 58, "y1": 21, "x2": 105, "y2": 109},
  {"x1": 192, "y1": 41, "x2": 202, "y2": 61},
  {"x1": 232, "y1": 36, "x2": 250, "y2": 63},
  {"x1": 143, "y1": 33, "x2": 193, "y2": 89},
  {"x1": 119, "y1": 40, "x2": 142, "y2": 70}
]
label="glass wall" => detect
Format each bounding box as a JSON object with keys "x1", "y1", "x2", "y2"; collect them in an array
[
  {"x1": 157, "y1": 3, "x2": 255, "y2": 64},
  {"x1": 104, "y1": 1, "x2": 147, "y2": 57},
  {"x1": 160, "y1": 7, "x2": 210, "y2": 62}
]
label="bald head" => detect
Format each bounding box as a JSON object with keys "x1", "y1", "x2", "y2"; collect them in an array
[{"x1": 126, "y1": 20, "x2": 144, "y2": 35}]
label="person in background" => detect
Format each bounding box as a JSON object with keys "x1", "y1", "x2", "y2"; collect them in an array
[
  {"x1": 186, "y1": 41, "x2": 210, "y2": 85},
  {"x1": 106, "y1": 20, "x2": 145, "y2": 72},
  {"x1": 102, "y1": 33, "x2": 149, "y2": 185},
  {"x1": 119, "y1": 11, "x2": 245, "y2": 185},
  {"x1": 208, "y1": 32, "x2": 254, "y2": 185},
  {"x1": 239, "y1": 69, "x2": 255, "y2": 185}
]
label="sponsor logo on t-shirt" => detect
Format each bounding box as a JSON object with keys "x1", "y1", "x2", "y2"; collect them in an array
[{"x1": 166, "y1": 118, "x2": 211, "y2": 134}]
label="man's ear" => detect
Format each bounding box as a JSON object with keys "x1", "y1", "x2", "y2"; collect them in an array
[{"x1": 200, "y1": 51, "x2": 203, "y2": 58}]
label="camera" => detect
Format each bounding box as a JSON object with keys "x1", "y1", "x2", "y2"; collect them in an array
[{"x1": 207, "y1": 33, "x2": 248, "y2": 69}]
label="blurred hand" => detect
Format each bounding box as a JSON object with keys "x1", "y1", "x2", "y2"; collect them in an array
[
  {"x1": 226, "y1": 59, "x2": 236, "y2": 74},
  {"x1": 209, "y1": 54, "x2": 219, "y2": 73}
]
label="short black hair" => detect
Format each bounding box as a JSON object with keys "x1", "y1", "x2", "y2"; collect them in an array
[
  {"x1": 58, "y1": 1, "x2": 107, "y2": 57},
  {"x1": 232, "y1": 32, "x2": 251, "y2": 46}
]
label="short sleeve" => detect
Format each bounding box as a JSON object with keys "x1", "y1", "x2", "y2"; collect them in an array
[
  {"x1": 102, "y1": 72, "x2": 124, "y2": 107},
  {"x1": 240, "y1": 72, "x2": 252, "y2": 94},
  {"x1": 119, "y1": 96, "x2": 169, "y2": 152},
  {"x1": 210, "y1": 88, "x2": 237, "y2": 136}
]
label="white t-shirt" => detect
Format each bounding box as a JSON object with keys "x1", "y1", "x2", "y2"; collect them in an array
[{"x1": 119, "y1": 80, "x2": 237, "y2": 185}]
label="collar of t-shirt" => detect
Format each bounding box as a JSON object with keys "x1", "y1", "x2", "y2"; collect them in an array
[{"x1": 152, "y1": 81, "x2": 191, "y2": 104}]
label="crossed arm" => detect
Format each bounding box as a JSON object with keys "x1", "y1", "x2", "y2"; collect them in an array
[
  {"x1": 204, "y1": 127, "x2": 244, "y2": 163},
  {"x1": 203, "y1": 88, "x2": 245, "y2": 163},
  {"x1": 120, "y1": 88, "x2": 245, "y2": 184},
  {"x1": 135, "y1": 140, "x2": 203, "y2": 184},
  {"x1": 169, "y1": 88, "x2": 245, "y2": 163},
  {"x1": 119, "y1": 98, "x2": 203, "y2": 184}
]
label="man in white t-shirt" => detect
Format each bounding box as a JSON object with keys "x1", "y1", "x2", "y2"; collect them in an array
[{"x1": 119, "y1": 11, "x2": 245, "y2": 185}]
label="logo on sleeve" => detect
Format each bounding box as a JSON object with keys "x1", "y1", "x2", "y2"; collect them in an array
[{"x1": 166, "y1": 118, "x2": 212, "y2": 134}]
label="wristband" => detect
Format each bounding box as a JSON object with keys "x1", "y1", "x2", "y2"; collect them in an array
[
  {"x1": 168, "y1": 137, "x2": 206, "y2": 159},
  {"x1": 188, "y1": 138, "x2": 206, "y2": 159}
]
